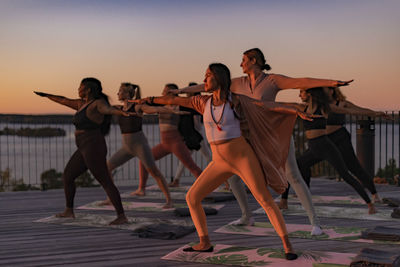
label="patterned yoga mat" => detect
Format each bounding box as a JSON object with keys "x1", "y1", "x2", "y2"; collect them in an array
[
  {"x1": 121, "y1": 190, "x2": 187, "y2": 200},
  {"x1": 254, "y1": 204, "x2": 396, "y2": 221},
  {"x1": 77, "y1": 201, "x2": 225, "y2": 212},
  {"x1": 215, "y1": 221, "x2": 400, "y2": 245},
  {"x1": 162, "y1": 243, "x2": 355, "y2": 267},
  {"x1": 35, "y1": 213, "x2": 192, "y2": 230}
]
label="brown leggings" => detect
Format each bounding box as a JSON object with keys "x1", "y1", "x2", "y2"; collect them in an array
[
  {"x1": 186, "y1": 136, "x2": 288, "y2": 238},
  {"x1": 63, "y1": 130, "x2": 124, "y2": 215}
]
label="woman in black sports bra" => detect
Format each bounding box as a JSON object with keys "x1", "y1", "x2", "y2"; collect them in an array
[
  {"x1": 282, "y1": 87, "x2": 376, "y2": 214},
  {"x1": 325, "y1": 87, "x2": 389, "y2": 203},
  {"x1": 34, "y1": 77, "x2": 133, "y2": 225}
]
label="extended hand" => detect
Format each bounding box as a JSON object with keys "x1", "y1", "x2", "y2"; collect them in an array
[
  {"x1": 34, "y1": 91, "x2": 49, "y2": 97},
  {"x1": 174, "y1": 110, "x2": 191, "y2": 115},
  {"x1": 128, "y1": 98, "x2": 148, "y2": 104},
  {"x1": 297, "y1": 111, "x2": 319, "y2": 121},
  {"x1": 336, "y1": 80, "x2": 354, "y2": 87}
]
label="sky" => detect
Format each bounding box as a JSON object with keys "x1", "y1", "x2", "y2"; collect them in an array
[{"x1": 0, "y1": 0, "x2": 399, "y2": 114}]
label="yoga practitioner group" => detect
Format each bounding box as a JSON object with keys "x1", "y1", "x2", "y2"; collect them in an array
[{"x1": 35, "y1": 48, "x2": 388, "y2": 261}]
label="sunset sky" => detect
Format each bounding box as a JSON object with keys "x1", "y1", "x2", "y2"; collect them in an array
[{"x1": 1, "y1": 0, "x2": 399, "y2": 114}]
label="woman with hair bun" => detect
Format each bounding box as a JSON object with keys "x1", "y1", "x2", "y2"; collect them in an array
[
  {"x1": 100, "y1": 82, "x2": 186, "y2": 208},
  {"x1": 34, "y1": 77, "x2": 131, "y2": 225}
]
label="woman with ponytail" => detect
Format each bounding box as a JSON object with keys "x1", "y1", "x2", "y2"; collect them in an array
[
  {"x1": 100, "y1": 82, "x2": 186, "y2": 208},
  {"x1": 171, "y1": 48, "x2": 353, "y2": 235},
  {"x1": 34, "y1": 78, "x2": 131, "y2": 225}
]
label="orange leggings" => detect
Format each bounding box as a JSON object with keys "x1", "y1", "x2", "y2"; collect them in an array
[{"x1": 186, "y1": 136, "x2": 288, "y2": 238}]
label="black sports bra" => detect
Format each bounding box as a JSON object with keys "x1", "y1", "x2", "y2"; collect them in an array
[
  {"x1": 303, "y1": 105, "x2": 326, "y2": 130},
  {"x1": 73, "y1": 101, "x2": 101, "y2": 130},
  {"x1": 118, "y1": 104, "x2": 142, "y2": 134},
  {"x1": 327, "y1": 101, "x2": 345, "y2": 126}
]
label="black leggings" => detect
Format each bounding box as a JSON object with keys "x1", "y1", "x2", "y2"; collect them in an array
[
  {"x1": 327, "y1": 127, "x2": 377, "y2": 194},
  {"x1": 282, "y1": 135, "x2": 371, "y2": 203},
  {"x1": 62, "y1": 130, "x2": 124, "y2": 215}
]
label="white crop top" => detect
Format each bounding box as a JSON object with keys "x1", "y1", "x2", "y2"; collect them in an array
[{"x1": 202, "y1": 97, "x2": 241, "y2": 142}]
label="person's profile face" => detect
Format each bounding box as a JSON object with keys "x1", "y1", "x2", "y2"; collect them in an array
[
  {"x1": 240, "y1": 54, "x2": 254, "y2": 73},
  {"x1": 299, "y1": 90, "x2": 310, "y2": 102},
  {"x1": 117, "y1": 87, "x2": 130, "y2": 101},
  {"x1": 78, "y1": 83, "x2": 89, "y2": 99},
  {"x1": 203, "y1": 68, "x2": 218, "y2": 92}
]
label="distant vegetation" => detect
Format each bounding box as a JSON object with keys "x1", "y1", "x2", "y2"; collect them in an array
[
  {"x1": 0, "y1": 168, "x2": 39, "y2": 192},
  {"x1": 0, "y1": 127, "x2": 66, "y2": 137}
]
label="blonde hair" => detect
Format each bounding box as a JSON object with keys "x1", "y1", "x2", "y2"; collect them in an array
[{"x1": 120, "y1": 83, "x2": 141, "y2": 100}]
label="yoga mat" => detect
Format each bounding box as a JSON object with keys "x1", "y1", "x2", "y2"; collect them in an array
[
  {"x1": 215, "y1": 222, "x2": 400, "y2": 245},
  {"x1": 278, "y1": 194, "x2": 387, "y2": 206},
  {"x1": 121, "y1": 190, "x2": 235, "y2": 202},
  {"x1": 254, "y1": 204, "x2": 396, "y2": 221},
  {"x1": 146, "y1": 184, "x2": 231, "y2": 193},
  {"x1": 35, "y1": 213, "x2": 192, "y2": 231},
  {"x1": 77, "y1": 201, "x2": 224, "y2": 212},
  {"x1": 162, "y1": 244, "x2": 355, "y2": 267},
  {"x1": 121, "y1": 191, "x2": 187, "y2": 200}
]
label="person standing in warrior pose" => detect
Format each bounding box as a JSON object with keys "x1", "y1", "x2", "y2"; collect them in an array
[
  {"x1": 100, "y1": 83, "x2": 187, "y2": 208},
  {"x1": 282, "y1": 87, "x2": 377, "y2": 214},
  {"x1": 133, "y1": 84, "x2": 203, "y2": 196},
  {"x1": 171, "y1": 48, "x2": 352, "y2": 235},
  {"x1": 34, "y1": 78, "x2": 130, "y2": 225},
  {"x1": 324, "y1": 86, "x2": 389, "y2": 203}
]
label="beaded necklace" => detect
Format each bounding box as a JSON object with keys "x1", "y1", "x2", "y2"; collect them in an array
[{"x1": 210, "y1": 97, "x2": 226, "y2": 131}]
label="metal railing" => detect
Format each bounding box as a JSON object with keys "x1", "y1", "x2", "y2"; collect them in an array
[{"x1": 0, "y1": 113, "x2": 399, "y2": 190}]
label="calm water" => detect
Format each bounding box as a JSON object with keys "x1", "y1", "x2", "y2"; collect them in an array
[{"x1": 0, "y1": 122, "x2": 399, "y2": 186}]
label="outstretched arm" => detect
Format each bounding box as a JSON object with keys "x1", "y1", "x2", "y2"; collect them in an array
[
  {"x1": 141, "y1": 95, "x2": 194, "y2": 109},
  {"x1": 271, "y1": 74, "x2": 353, "y2": 90},
  {"x1": 169, "y1": 84, "x2": 205, "y2": 95},
  {"x1": 34, "y1": 91, "x2": 82, "y2": 110},
  {"x1": 95, "y1": 99, "x2": 133, "y2": 116},
  {"x1": 137, "y1": 104, "x2": 189, "y2": 115},
  {"x1": 342, "y1": 100, "x2": 390, "y2": 118},
  {"x1": 253, "y1": 100, "x2": 313, "y2": 120}
]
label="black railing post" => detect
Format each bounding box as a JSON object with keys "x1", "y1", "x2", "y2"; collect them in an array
[{"x1": 356, "y1": 118, "x2": 375, "y2": 178}]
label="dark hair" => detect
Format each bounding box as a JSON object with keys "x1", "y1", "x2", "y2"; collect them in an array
[
  {"x1": 330, "y1": 87, "x2": 346, "y2": 102},
  {"x1": 80, "y1": 77, "x2": 111, "y2": 135},
  {"x1": 306, "y1": 87, "x2": 331, "y2": 114},
  {"x1": 165, "y1": 83, "x2": 178, "y2": 90},
  {"x1": 208, "y1": 63, "x2": 231, "y2": 103},
  {"x1": 243, "y1": 48, "x2": 271, "y2": 71},
  {"x1": 121, "y1": 83, "x2": 141, "y2": 100}
]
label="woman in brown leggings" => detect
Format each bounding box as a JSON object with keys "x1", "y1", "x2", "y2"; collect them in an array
[{"x1": 34, "y1": 78, "x2": 131, "y2": 225}]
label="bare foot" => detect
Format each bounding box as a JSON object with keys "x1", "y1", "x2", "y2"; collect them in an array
[
  {"x1": 98, "y1": 199, "x2": 112, "y2": 206},
  {"x1": 55, "y1": 208, "x2": 75, "y2": 218},
  {"x1": 162, "y1": 202, "x2": 174, "y2": 209},
  {"x1": 169, "y1": 179, "x2": 180, "y2": 187},
  {"x1": 109, "y1": 214, "x2": 128, "y2": 225},
  {"x1": 277, "y1": 198, "x2": 288, "y2": 210},
  {"x1": 368, "y1": 203, "x2": 377, "y2": 214},
  {"x1": 130, "y1": 189, "x2": 145, "y2": 196},
  {"x1": 372, "y1": 194, "x2": 382, "y2": 204}
]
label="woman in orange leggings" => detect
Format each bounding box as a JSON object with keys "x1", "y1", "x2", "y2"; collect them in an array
[{"x1": 134, "y1": 63, "x2": 313, "y2": 260}]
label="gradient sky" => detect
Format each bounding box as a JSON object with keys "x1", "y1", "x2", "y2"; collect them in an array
[{"x1": 1, "y1": 0, "x2": 399, "y2": 114}]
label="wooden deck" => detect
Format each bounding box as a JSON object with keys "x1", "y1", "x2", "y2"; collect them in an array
[{"x1": 1, "y1": 177, "x2": 400, "y2": 267}]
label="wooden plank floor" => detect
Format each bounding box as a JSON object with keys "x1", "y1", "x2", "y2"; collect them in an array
[{"x1": 1, "y1": 177, "x2": 400, "y2": 267}]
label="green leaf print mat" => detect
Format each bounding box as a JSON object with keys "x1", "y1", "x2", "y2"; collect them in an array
[
  {"x1": 77, "y1": 201, "x2": 224, "y2": 212},
  {"x1": 254, "y1": 204, "x2": 396, "y2": 221},
  {"x1": 215, "y1": 222, "x2": 400, "y2": 245},
  {"x1": 162, "y1": 244, "x2": 355, "y2": 266}
]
